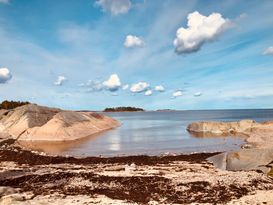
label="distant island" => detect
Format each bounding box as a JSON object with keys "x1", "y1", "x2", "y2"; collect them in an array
[
  {"x1": 156, "y1": 109, "x2": 175, "y2": 112},
  {"x1": 103, "y1": 107, "x2": 144, "y2": 112}
]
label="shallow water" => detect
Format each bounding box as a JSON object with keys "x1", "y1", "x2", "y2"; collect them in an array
[{"x1": 20, "y1": 109, "x2": 273, "y2": 156}]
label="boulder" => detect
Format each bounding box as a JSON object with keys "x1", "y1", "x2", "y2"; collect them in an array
[
  {"x1": 226, "y1": 148, "x2": 273, "y2": 171},
  {"x1": 0, "y1": 104, "x2": 119, "y2": 141},
  {"x1": 208, "y1": 148, "x2": 273, "y2": 173},
  {"x1": 187, "y1": 120, "x2": 256, "y2": 134}
]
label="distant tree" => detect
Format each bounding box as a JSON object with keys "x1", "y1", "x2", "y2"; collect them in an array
[
  {"x1": 0, "y1": 100, "x2": 30, "y2": 110},
  {"x1": 103, "y1": 107, "x2": 144, "y2": 112}
]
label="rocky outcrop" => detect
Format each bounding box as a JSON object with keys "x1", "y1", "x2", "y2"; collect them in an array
[
  {"x1": 0, "y1": 104, "x2": 120, "y2": 141},
  {"x1": 187, "y1": 120, "x2": 273, "y2": 148},
  {"x1": 187, "y1": 120, "x2": 256, "y2": 134},
  {"x1": 187, "y1": 120, "x2": 273, "y2": 174}
]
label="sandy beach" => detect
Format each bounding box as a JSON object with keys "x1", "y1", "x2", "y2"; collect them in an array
[
  {"x1": 1, "y1": 105, "x2": 273, "y2": 204},
  {"x1": 1, "y1": 138, "x2": 273, "y2": 204}
]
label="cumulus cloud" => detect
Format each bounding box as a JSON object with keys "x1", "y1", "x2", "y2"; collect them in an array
[
  {"x1": 145, "y1": 90, "x2": 153, "y2": 96},
  {"x1": 263, "y1": 46, "x2": 273, "y2": 56},
  {"x1": 130, "y1": 82, "x2": 150, "y2": 93},
  {"x1": 155, "y1": 85, "x2": 165, "y2": 92},
  {"x1": 0, "y1": 68, "x2": 12, "y2": 84},
  {"x1": 194, "y1": 92, "x2": 202, "y2": 97},
  {"x1": 80, "y1": 74, "x2": 122, "y2": 92},
  {"x1": 124, "y1": 35, "x2": 145, "y2": 48},
  {"x1": 95, "y1": 0, "x2": 131, "y2": 16},
  {"x1": 172, "y1": 90, "x2": 183, "y2": 98},
  {"x1": 173, "y1": 11, "x2": 231, "y2": 54},
  {"x1": 54, "y1": 76, "x2": 67, "y2": 86},
  {"x1": 102, "y1": 74, "x2": 121, "y2": 91},
  {"x1": 0, "y1": 0, "x2": 9, "y2": 4},
  {"x1": 122, "y1": 84, "x2": 129, "y2": 90}
]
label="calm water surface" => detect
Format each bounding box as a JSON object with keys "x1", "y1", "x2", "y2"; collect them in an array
[{"x1": 20, "y1": 109, "x2": 273, "y2": 156}]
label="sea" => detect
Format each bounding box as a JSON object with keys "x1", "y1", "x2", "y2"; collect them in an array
[{"x1": 19, "y1": 109, "x2": 273, "y2": 157}]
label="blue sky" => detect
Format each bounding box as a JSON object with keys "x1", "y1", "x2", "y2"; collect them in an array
[{"x1": 0, "y1": 0, "x2": 273, "y2": 110}]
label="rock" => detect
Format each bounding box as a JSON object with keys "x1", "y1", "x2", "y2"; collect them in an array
[
  {"x1": 208, "y1": 148, "x2": 273, "y2": 173},
  {"x1": 241, "y1": 144, "x2": 253, "y2": 149},
  {"x1": 187, "y1": 120, "x2": 256, "y2": 134},
  {"x1": 226, "y1": 149, "x2": 273, "y2": 172},
  {"x1": 0, "y1": 104, "x2": 120, "y2": 141},
  {"x1": 188, "y1": 120, "x2": 273, "y2": 148},
  {"x1": 190, "y1": 120, "x2": 273, "y2": 173},
  {"x1": 207, "y1": 152, "x2": 227, "y2": 170}
]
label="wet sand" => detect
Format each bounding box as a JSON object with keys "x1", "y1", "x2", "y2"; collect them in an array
[{"x1": 1, "y1": 138, "x2": 273, "y2": 204}]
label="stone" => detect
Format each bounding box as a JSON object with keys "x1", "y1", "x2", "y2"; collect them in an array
[{"x1": 0, "y1": 104, "x2": 120, "y2": 142}]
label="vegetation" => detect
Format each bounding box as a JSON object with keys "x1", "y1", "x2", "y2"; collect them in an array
[
  {"x1": 0, "y1": 100, "x2": 30, "y2": 110},
  {"x1": 103, "y1": 107, "x2": 144, "y2": 112}
]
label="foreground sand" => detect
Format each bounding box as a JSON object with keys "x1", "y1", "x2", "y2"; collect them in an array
[{"x1": 1, "y1": 139, "x2": 273, "y2": 205}]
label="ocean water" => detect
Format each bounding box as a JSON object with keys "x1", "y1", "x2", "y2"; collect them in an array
[{"x1": 20, "y1": 109, "x2": 273, "y2": 156}]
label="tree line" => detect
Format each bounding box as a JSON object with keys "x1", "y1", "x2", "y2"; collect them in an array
[
  {"x1": 103, "y1": 107, "x2": 144, "y2": 112},
  {"x1": 0, "y1": 100, "x2": 30, "y2": 110}
]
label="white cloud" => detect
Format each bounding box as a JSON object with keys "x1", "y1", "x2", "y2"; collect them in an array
[
  {"x1": 145, "y1": 90, "x2": 153, "y2": 96},
  {"x1": 85, "y1": 80, "x2": 104, "y2": 92},
  {"x1": 194, "y1": 92, "x2": 202, "y2": 97},
  {"x1": 0, "y1": 68, "x2": 12, "y2": 84},
  {"x1": 172, "y1": 90, "x2": 183, "y2": 98},
  {"x1": 263, "y1": 46, "x2": 273, "y2": 56},
  {"x1": 122, "y1": 84, "x2": 129, "y2": 90},
  {"x1": 95, "y1": 0, "x2": 131, "y2": 16},
  {"x1": 54, "y1": 76, "x2": 67, "y2": 86},
  {"x1": 80, "y1": 74, "x2": 121, "y2": 92},
  {"x1": 130, "y1": 82, "x2": 150, "y2": 93},
  {"x1": 124, "y1": 35, "x2": 145, "y2": 48},
  {"x1": 0, "y1": 0, "x2": 9, "y2": 4},
  {"x1": 173, "y1": 11, "x2": 231, "y2": 54},
  {"x1": 102, "y1": 74, "x2": 121, "y2": 91},
  {"x1": 155, "y1": 85, "x2": 165, "y2": 92}
]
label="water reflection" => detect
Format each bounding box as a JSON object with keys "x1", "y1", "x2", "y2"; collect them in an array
[
  {"x1": 17, "y1": 133, "x2": 102, "y2": 155},
  {"x1": 106, "y1": 129, "x2": 121, "y2": 151}
]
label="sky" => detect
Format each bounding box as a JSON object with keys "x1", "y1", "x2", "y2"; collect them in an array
[{"x1": 0, "y1": 0, "x2": 273, "y2": 110}]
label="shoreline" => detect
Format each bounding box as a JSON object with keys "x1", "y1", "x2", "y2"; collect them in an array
[
  {"x1": 1, "y1": 138, "x2": 273, "y2": 204},
  {"x1": 15, "y1": 137, "x2": 245, "y2": 158},
  {"x1": 1, "y1": 117, "x2": 273, "y2": 204}
]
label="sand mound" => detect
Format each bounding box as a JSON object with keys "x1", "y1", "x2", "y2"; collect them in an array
[{"x1": 0, "y1": 104, "x2": 119, "y2": 141}]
